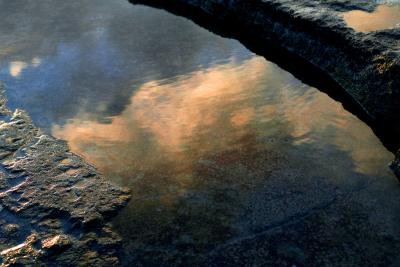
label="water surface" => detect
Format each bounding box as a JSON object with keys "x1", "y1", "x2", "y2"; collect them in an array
[
  {"x1": 0, "y1": 0, "x2": 398, "y2": 265},
  {"x1": 342, "y1": 4, "x2": 400, "y2": 32}
]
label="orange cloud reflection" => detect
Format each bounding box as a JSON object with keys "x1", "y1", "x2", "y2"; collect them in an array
[
  {"x1": 342, "y1": 5, "x2": 400, "y2": 33},
  {"x1": 52, "y1": 57, "x2": 270, "y2": 192},
  {"x1": 52, "y1": 55, "x2": 393, "y2": 189}
]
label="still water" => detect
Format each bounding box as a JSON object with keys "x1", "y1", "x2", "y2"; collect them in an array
[
  {"x1": 0, "y1": 0, "x2": 397, "y2": 265},
  {"x1": 342, "y1": 4, "x2": 400, "y2": 32}
]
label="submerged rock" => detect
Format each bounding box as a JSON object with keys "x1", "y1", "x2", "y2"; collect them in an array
[{"x1": 0, "y1": 88, "x2": 131, "y2": 266}]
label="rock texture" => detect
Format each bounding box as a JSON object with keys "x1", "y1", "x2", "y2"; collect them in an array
[
  {"x1": 0, "y1": 87, "x2": 130, "y2": 266},
  {"x1": 129, "y1": 0, "x2": 400, "y2": 178}
]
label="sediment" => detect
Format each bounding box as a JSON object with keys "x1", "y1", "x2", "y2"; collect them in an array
[
  {"x1": 129, "y1": 0, "x2": 400, "y2": 178},
  {"x1": 0, "y1": 88, "x2": 130, "y2": 266}
]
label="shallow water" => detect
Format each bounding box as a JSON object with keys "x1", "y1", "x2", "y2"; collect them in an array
[
  {"x1": 0, "y1": 0, "x2": 398, "y2": 265},
  {"x1": 342, "y1": 4, "x2": 400, "y2": 32}
]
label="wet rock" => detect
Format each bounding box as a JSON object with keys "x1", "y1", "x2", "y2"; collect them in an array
[
  {"x1": 2, "y1": 224, "x2": 20, "y2": 237},
  {"x1": 42, "y1": 235, "x2": 72, "y2": 255},
  {"x1": 96, "y1": 226, "x2": 123, "y2": 248},
  {"x1": 390, "y1": 151, "x2": 400, "y2": 182},
  {"x1": 0, "y1": 90, "x2": 131, "y2": 265},
  {"x1": 0, "y1": 233, "x2": 42, "y2": 266}
]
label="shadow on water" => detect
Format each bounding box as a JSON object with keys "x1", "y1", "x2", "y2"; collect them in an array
[{"x1": 129, "y1": 0, "x2": 400, "y2": 154}]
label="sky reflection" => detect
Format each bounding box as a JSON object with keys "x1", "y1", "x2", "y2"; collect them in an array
[
  {"x1": 0, "y1": 0, "x2": 397, "y2": 264},
  {"x1": 0, "y1": 0, "x2": 251, "y2": 130},
  {"x1": 50, "y1": 54, "x2": 395, "y2": 264},
  {"x1": 342, "y1": 4, "x2": 400, "y2": 32},
  {"x1": 52, "y1": 56, "x2": 392, "y2": 186}
]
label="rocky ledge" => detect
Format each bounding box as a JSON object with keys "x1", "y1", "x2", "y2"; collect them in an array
[
  {"x1": 0, "y1": 88, "x2": 130, "y2": 266},
  {"x1": 129, "y1": 0, "x2": 400, "y2": 178}
]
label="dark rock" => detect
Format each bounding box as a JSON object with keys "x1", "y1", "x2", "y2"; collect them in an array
[
  {"x1": 2, "y1": 224, "x2": 20, "y2": 237},
  {"x1": 390, "y1": 151, "x2": 400, "y2": 182},
  {"x1": 0, "y1": 90, "x2": 131, "y2": 266},
  {"x1": 0, "y1": 233, "x2": 42, "y2": 266},
  {"x1": 41, "y1": 235, "x2": 72, "y2": 255}
]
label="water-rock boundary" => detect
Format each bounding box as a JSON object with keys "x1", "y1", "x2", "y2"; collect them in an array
[{"x1": 0, "y1": 87, "x2": 130, "y2": 266}]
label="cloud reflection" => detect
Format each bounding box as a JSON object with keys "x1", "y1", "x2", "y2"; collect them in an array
[
  {"x1": 0, "y1": 0, "x2": 252, "y2": 129},
  {"x1": 52, "y1": 56, "x2": 392, "y2": 188},
  {"x1": 9, "y1": 61, "x2": 27, "y2": 77},
  {"x1": 342, "y1": 5, "x2": 400, "y2": 32},
  {"x1": 52, "y1": 58, "x2": 270, "y2": 188},
  {"x1": 1, "y1": 1, "x2": 396, "y2": 263},
  {"x1": 52, "y1": 55, "x2": 394, "y2": 265}
]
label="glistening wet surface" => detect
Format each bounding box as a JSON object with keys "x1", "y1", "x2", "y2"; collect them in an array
[
  {"x1": 342, "y1": 4, "x2": 400, "y2": 33},
  {"x1": 0, "y1": 0, "x2": 399, "y2": 265}
]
